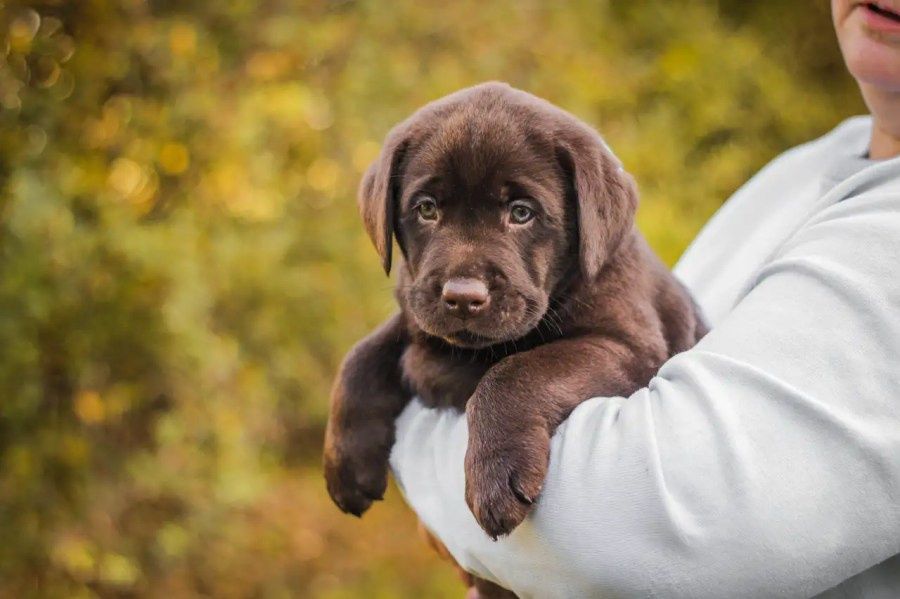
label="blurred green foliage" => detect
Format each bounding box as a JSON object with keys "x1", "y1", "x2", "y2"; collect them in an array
[{"x1": 0, "y1": 0, "x2": 862, "y2": 596}]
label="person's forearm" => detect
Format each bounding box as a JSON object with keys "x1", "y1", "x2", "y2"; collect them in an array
[{"x1": 394, "y1": 355, "x2": 900, "y2": 597}]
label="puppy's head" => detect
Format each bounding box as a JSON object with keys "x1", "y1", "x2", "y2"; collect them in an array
[{"x1": 358, "y1": 82, "x2": 637, "y2": 349}]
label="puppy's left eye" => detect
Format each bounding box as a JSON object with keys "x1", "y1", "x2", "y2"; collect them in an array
[
  {"x1": 415, "y1": 197, "x2": 439, "y2": 221},
  {"x1": 509, "y1": 201, "x2": 535, "y2": 225}
]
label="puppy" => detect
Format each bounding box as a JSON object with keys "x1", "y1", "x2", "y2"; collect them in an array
[{"x1": 324, "y1": 82, "x2": 707, "y2": 596}]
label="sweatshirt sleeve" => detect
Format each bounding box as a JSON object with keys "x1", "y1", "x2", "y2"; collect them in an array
[{"x1": 389, "y1": 188, "x2": 900, "y2": 598}]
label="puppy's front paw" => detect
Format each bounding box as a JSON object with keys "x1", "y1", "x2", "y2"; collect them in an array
[
  {"x1": 323, "y1": 431, "x2": 390, "y2": 517},
  {"x1": 464, "y1": 421, "x2": 549, "y2": 539}
]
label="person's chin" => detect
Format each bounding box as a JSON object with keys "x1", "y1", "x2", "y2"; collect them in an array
[
  {"x1": 841, "y1": 15, "x2": 900, "y2": 90},
  {"x1": 846, "y1": 44, "x2": 900, "y2": 91},
  {"x1": 847, "y1": 52, "x2": 900, "y2": 93}
]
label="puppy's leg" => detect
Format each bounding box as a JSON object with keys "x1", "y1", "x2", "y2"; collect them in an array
[
  {"x1": 324, "y1": 313, "x2": 410, "y2": 516},
  {"x1": 419, "y1": 522, "x2": 518, "y2": 598},
  {"x1": 464, "y1": 335, "x2": 657, "y2": 538},
  {"x1": 472, "y1": 577, "x2": 519, "y2": 599},
  {"x1": 418, "y1": 521, "x2": 473, "y2": 585}
]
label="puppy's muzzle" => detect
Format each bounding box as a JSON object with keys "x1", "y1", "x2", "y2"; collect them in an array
[{"x1": 441, "y1": 278, "x2": 490, "y2": 318}]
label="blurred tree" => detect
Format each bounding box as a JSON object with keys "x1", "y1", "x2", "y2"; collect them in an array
[{"x1": 0, "y1": 0, "x2": 863, "y2": 596}]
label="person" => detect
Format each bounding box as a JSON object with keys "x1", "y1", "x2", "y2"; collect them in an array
[{"x1": 388, "y1": 1, "x2": 900, "y2": 596}]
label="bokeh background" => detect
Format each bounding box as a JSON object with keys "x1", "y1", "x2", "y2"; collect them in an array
[{"x1": 0, "y1": 1, "x2": 864, "y2": 597}]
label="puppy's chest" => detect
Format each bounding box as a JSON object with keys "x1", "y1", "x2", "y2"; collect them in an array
[{"x1": 399, "y1": 341, "x2": 496, "y2": 411}]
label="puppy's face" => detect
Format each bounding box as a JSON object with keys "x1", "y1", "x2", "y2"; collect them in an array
[
  {"x1": 396, "y1": 122, "x2": 573, "y2": 348},
  {"x1": 358, "y1": 83, "x2": 638, "y2": 349}
]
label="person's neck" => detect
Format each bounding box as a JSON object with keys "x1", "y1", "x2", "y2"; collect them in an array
[
  {"x1": 870, "y1": 120, "x2": 900, "y2": 159},
  {"x1": 861, "y1": 83, "x2": 900, "y2": 159}
]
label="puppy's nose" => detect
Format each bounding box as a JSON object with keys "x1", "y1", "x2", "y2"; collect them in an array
[{"x1": 441, "y1": 278, "x2": 489, "y2": 317}]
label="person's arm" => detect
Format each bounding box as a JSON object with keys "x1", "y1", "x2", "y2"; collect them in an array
[{"x1": 390, "y1": 189, "x2": 900, "y2": 598}]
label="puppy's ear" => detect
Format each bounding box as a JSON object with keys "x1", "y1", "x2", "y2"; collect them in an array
[
  {"x1": 358, "y1": 131, "x2": 409, "y2": 275},
  {"x1": 556, "y1": 128, "x2": 638, "y2": 281}
]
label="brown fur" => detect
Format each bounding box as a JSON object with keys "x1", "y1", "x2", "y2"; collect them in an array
[{"x1": 323, "y1": 82, "x2": 707, "y2": 597}]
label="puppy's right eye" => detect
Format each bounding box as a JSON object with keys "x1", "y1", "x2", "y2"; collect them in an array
[{"x1": 415, "y1": 197, "x2": 439, "y2": 221}]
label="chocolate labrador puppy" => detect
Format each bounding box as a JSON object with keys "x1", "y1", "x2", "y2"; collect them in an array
[{"x1": 324, "y1": 82, "x2": 707, "y2": 596}]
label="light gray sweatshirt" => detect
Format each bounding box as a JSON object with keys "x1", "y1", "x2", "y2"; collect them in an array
[{"x1": 390, "y1": 116, "x2": 900, "y2": 598}]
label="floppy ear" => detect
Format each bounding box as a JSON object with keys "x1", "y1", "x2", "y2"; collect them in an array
[
  {"x1": 357, "y1": 131, "x2": 409, "y2": 275},
  {"x1": 556, "y1": 128, "x2": 638, "y2": 281}
]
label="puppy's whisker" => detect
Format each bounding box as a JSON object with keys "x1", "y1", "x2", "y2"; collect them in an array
[
  {"x1": 557, "y1": 293, "x2": 592, "y2": 312},
  {"x1": 545, "y1": 307, "x2": 565, "y2": 337}
]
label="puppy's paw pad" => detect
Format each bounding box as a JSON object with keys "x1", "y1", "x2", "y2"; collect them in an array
[
  {"x1": 324, "y1": 452, "x2": 388, "y2": 517},
  {"x1": 464, "y1": 449, "x2": 546, "y2": 539}
]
